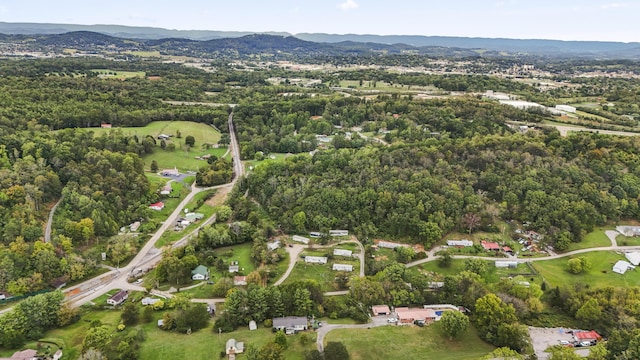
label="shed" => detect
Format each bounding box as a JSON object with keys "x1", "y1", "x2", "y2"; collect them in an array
[
  {"x1": 249, "y1": 320, "x2": 257, "y2": 331},
  {"x1": 613, "y1": 260, "x2": 635, "y2": 274},
  {"x1": 625, "y1": 252, "x2": 640, "y2": 266},
  {"x1": 234, "y1": 276, "x2": 247, "y2": 286}
]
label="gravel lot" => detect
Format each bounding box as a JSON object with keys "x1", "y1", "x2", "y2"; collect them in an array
[{"x1": 528, "y1": 327, "x2": 591, "y2": 359}]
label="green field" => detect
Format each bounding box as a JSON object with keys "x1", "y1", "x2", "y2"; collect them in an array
[
  {"x1": 617, "y1": 234, "x2": 640, "y2": 246},
  {"x1": 90, "y1": 121, "x2": 225, "y2": 171},
  {"x1": 91, "y1": 69, "x2": 146, "y2": 79},
  {"x1": 565, "y1": 229, "x2": 612, "y2": 252},
  {"x1": 245, "y1": 153, "x2": 295, "y2": 172},
  {"x1": 532, "y1": 251, "x2": 640, "y2": 288},
  {"x1": 419, "y1": 259, "x2": 538, "y2": 284},
  {"x1": 338, "y1": 80, "x2": 440, "y2": 93},
  {"x1": 325, "y1": 323, "x2": 494, "y2": 360},
  {"x1": 281, "y1": 249, "x2": 360, "y2": 292}
]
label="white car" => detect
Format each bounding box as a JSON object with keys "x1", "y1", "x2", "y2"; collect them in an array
[
  {"x1": 559, "y1": 340, "x2": 570, "y2": 345},
  {"x1": 387, "y1": 318, "x2": 398, "y2": 323},
  {"x1": 135, "y1": 279, "x2": 143, "y2": 284}
]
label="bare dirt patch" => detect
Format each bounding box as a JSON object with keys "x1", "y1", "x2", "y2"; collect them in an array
[{"x1": 205, "y1": 186, "x2": 231, "y2": 207}]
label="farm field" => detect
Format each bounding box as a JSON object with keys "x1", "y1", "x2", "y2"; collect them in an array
[
  {"x1": 89, "y1": 121, "x2": 225, "y2": 171},
  {"x1": 532, "y1": 251, "x2": 640, "y2": 288},
  {"x1": 325, "y1": 323, "x2": 494, "y2": 360},
  {"x1": 244, "y1": 152, "x2": 296, "y2": 172}
]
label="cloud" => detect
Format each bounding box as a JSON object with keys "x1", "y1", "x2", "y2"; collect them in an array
[
  {"x1": 601, "y1": 2, "x2": 628, "y2": 9},
  {"x1": 338, "y1": 0, "x2": 359, "y2": 11}
]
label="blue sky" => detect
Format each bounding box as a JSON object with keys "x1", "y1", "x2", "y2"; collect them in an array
[{"x1": 1, "y1": 0, "x2": 638, "y2": 42}]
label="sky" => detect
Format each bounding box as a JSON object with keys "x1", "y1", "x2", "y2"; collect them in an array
[{"x1": 1, "y1": 0, "x2": 639, "y2": 42}]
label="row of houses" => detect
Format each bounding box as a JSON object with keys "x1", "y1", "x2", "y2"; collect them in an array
[{"x1": 303, "y1": 256, "x2": 354, "y2": 271}]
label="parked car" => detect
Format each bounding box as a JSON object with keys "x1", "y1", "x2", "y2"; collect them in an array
[
  {"x1": 580, "y1": 341, "x2": 592, "y2": 347},
  {"x1": 559, "y1": 340, "x2": 570, "y2": 345},
  {"x1": 387, "y1": 318, "x2": 397, "y2": 323},
  {"x1": 135, "y1": 279, "x2": 143, "y2": 284}
]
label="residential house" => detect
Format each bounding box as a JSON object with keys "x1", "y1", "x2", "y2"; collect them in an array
[
  {"x1": 185, "y1": 212, "x2": 205, "y2": 222},
  {"x1": 377, "y1": 241, "x2": 408, "y2": 249},
  {"x1": 100, "y1": 123, "x2": 112, "y2": 128},
  {"x1": 503, "y1": 246, "x2": 514, "y2": 254},
  {"x1": 329, "y1": 230, "x2": 349, "y2": 237},
  {"x1": 229, "y1": 261, "x2": 240, "y2": 273},
  {"x1": 625, "y1": 252, "x2": 640, "y2": 266},
  {"x1": 395, "y1": 307, "x2": 437, "y2": 325},
  {"x1": 160, "y1": 168, "x2": 179, "y2": 176},
  {"x1": 107, "y1": 290, "x2": 129, "y2": 306},
  {"x1": 292, "y1": 235, "x2": 310, "y2": 244},
  {"x1": 160, "y1": 183, "x2": 172, "y2": 195},
  {"x1": 0, "y1": 349, "x2": 38, "y2": 360},
  {"x1": 53, "y1": 350, "x2": 63, "y2": 360},
  {"x1": 249, "y1": 320, "x2": 257, "y2": 331},
  {"x1": 481, "y1": 240, "x2": 500, "y2": 251},
  {"x1": 446, "y1": 240, "x2": 473, "y2": 247},
  {"x1": 272, "y1": 316, "x2": 308, "y2": 333},
  {"x1": 495, "y1": 261, "x2": 518, "y2": 268},
  {"x1": 267, "y1": 241, "x2": 281, "y2": 251},
  {"x1": 141, "y1": 297, "x2": 160, "y2": 306},
  {"x1": 371, "y1": 305, "x2": 391, "y2": 316},
  {"x1": 574, "y1": 331, "x2": 602, "y2": 343},
  {"x1": 613, "y1": 260, "x2": 635, "y2": 274},
  {"x1": 332, "y1": 264, "x2": 353, "y2": 272},
  {"x1": 304, "y1": 256, "x2": 328, "y2": 264},
  {"x1": 226, "y1": 339, "x2": 245, "y2": 355},
  {"x1": 149, "y1": 202, "x2": 165, "y2": 211},
  {"x1": 191, "y1": 265, "x2": 209, "y2": 281},
  {"x1": 234, "y1": 276, "x2": 247, "y2": 286},
  {"x1": 129, "y1": 221, "x2": 141, "y2": 232},
  {"x1": 333, "y1": 249, "x2": 353, "y2": 257}
]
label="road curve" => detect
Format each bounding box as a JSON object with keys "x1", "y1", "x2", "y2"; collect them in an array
[{"x1": 44, "y1": 196, "x2": 63, "y2": 243}]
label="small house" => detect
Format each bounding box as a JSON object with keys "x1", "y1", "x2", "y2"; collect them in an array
[
  {"x1": 249, "y1": 320, "x2": 257, "y2": 331},
  {"x1": 141, "y1": 297, "x2": 160, "y2": 306},
  {"x1": 149, "y1": 202, "x2": 165, "y2": 211},
  {"x1": 371, "y1": 305, "x2": 391, "y2": 316},
  {"x1": 377, "y1": 241, "x2": 408, "y2": 249},
  {"x1": 191, "y1": 265, "x2": 209, "y2": 281},
  {"x1": 267, "y1": 241, "x2": 281, "y2": 251},
  {"x1": 332, "y1": 264, "x2": 353, "y2": 272},
  {"x1": 625, "y1": 252, "x2": 640, "y2": 266},
  {"x1": 107, "y1": 290, "x2": 129, "y2": 306},
  {"x1": 446, "y1": 240, "x2": 473, "y2": 247},
  {"x1": 293, "y1": 235, "x2": 310, "y2": 244},
  {"x1": 100, "y1": 123, "x2": 112, "y2": 128},
  {"x1": 395, "y1": 307, "x2": 437, "y2": 325},
  {"x1": 574, "y1": 331, "x2": 602, "y2": 343},
  {"x1": 272, "y1": 316, "x2": 308, "y2": 333},
  {"x1": 304, "y1": 256, "x2": 328, "y2": 264},
  {"x1": 129, "y1": 221, "x2": 141, "y2": 232},
  {"x1": 160, "y1": 168, "x2": 179, "y2": 176},
  {"x1": 234, "y1": 276, "x2": 247, "y2": 286},
  {"x1": 329, "y1": 230, "x2": 349, "y2": 237},
  {"x1": 495, "y1": 261, "x2": 518, "y2": 268},
  {"x1": 160, "y1": 184, "x2": 172, "y2": 195},
  {"x1": 613, "y1": 260, "x2": 635, "y2": 274},
  {"x1": 185, "y1": 212, "x2": 205, "y2": 222},
  {"x1": 333, "y1": 249, "x2": 353, "y2": 257},
  {"x1": 229, "y1": 261, "x2": 240, "y2": 273},
  {"x1": 481, "y1": 240, "x2": 500, "y2": 251},
  {"x1": 226, "y1": 339, "x2": 244, "y2": 355}
]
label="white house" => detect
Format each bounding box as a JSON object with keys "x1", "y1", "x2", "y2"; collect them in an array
[
  {"x1": 625, "y1": 252, "x2": 640, "y2": 266},
  {"x1": 613, "y1": 260, "x2": 635, "y2": 275},
  {"x1": 226, "y1": 339, "x2": 244, "y2": 355},
  {"x1": 555, "y1": 104, "x2": 577, "y2": 113},
  {"x1": 141, "y1": 297, "x2": 160, "y2": 306},
  {"x1": 292, "y1": 235, "x2": 310, "y2": 244},
  {"x1": 249, "y1": 320, "x2": 257, "y2": 331},
  {"x1": 332, "y1": 264, "x2": 353, "y2": 272},
  {"x1": 446, "y1": 240, "x2": 473, "y2": 247},
  {"x1": 191, "y1": 265, "x2": 209, "y2": 281},
  {"x1": 107, "y1": 290, "x2": 129, "y2": 306},
  {"x1": 333, "y1": 249, "x2": 353, "y2": 257},
  {"x1": 304, "y1": 256, "x2": 328, "y2": 264},
  {"x1": 495, "y1": 261, "x2": 518, "y2": 268},
  {"x1": 329, "y1": 230, "x2": 349, "y2": 237},
  {"x1": 267, "y1": 241, "x2": 281, "y2": 251}
]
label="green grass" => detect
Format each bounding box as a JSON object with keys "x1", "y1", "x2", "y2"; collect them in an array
[
  {"x1": 532, "y1": 251, "x2": 640, "y2": 288},
  {"x1": 147, "y1": 181, "x2": 189, "y2": 223},
  {"x1": 89, "y1": 121, "x2": 224, "y2": 172},
  {"x1": 281, "y1": 249, "x2": 360, "y2": 292},
  {"x1": 140, "y1": 325, "x2": 315, "y2": 360},
  {"x1": 91, "y1": 69, "x2": 146, "y2": 79},
  {"x1": 154, "y1": 190, "x2": 217, "y2": 248},
  {"x1": 126, "y1": 51, "x2": 162, "y2": 57},
  {"x1": 565, "y1": 229, "x2": 612, "y2": 251},
  {"x1": 245, "y1": 153, "x2": 295, "y2": 172},
  {"x1": 338, "y1": 80, "x2": 439, "y2": 93},
  {"x1": 325, "y1": 323, "x2": 494, "y2": 360},
  {"x1": 617, "y1": 234, "x2": 640, "y2": 246}
]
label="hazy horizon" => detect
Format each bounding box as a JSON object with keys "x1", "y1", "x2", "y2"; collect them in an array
[{"x1": 2, "y1": 0, "x2": 638, "y2": 43}]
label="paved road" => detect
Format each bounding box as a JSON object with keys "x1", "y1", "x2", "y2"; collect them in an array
[
  {"x1": 63, "y1": 111, "x2": 244, "y2": 308},
  {"x1": 274, "y1": 244, "x2": 305, "y2": 286},
  {"x1": 316, "y1": 316, "x2": 390, "y2": 351},
  {"x1": 44, "y1": 196, "x2": 63, "y2": 243}
]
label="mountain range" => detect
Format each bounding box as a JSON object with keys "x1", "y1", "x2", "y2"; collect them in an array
[{"x1": 1, "y1": 21, "x2": 640, "y2": 59}]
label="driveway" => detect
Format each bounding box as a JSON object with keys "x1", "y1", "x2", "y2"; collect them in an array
[
  {"x1": 274, "y1": 244, "x2": 304, "y2": 286},
  {"x1": 316, "y1": 316, "x2": 391, "y2": 351}
]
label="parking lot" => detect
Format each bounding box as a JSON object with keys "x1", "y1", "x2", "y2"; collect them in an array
[{"x1": 529, "y1": 327, "x2": 592, "y2": 359}]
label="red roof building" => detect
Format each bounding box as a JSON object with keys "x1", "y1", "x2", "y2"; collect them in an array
[
  {"x1": 503, "y1": 246, "x2": 513, "y2": 253},
  {"x1": 481, "y1": 240, "x2": 500, "y2": 251},
  {"x1": 149, "y1": 202, "x2": 165, "y2": 211},
  {"x1": 574, "y1": 331, "x2": 602, "y2": 342}
]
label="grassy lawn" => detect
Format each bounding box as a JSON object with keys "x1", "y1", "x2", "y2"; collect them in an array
[
  {"x1": 155, "y1": 190, "x2": 217, "y2": 248},
  {"x1": 140, "y1": 325, "x2": 315, "y2": 360},
  {"x1": 419, "y1": 259, "x2": 539, "y2": 284},
  {"x1": 325, "y1": 323, "x2": 494, "y2": 360},
  {"x1": 617, "y1": 235, "x2": 640, "y2": 246},
  {"x1": 147, "y1": 181, "x2": 189, "y2": 223},
  {"x1": 565, "y1": 229, "x2": 612, "y2": 252},
  {"x1": 91, "y1": 69, "x2": 146, "y2": 79},
  {"x1": 245, "y1": 152, "x2": 297, "y2": 172},
  {"x1": 338, "y1": 80, "x2": 439, "y2": 93},
  {"x1": 282, "y1": 249, "x2": 360, "y2": 292},
  {"x1": 532, "y1": 251, "x2": 640, "y2": 288},
  {"x1": 89, "y1": 121, "x2": 224, "y2": 172}
]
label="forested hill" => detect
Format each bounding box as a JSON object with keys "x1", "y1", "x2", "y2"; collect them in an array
[{"x1": 2, "y1": 25, "x2": 640, "y2": 58}]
